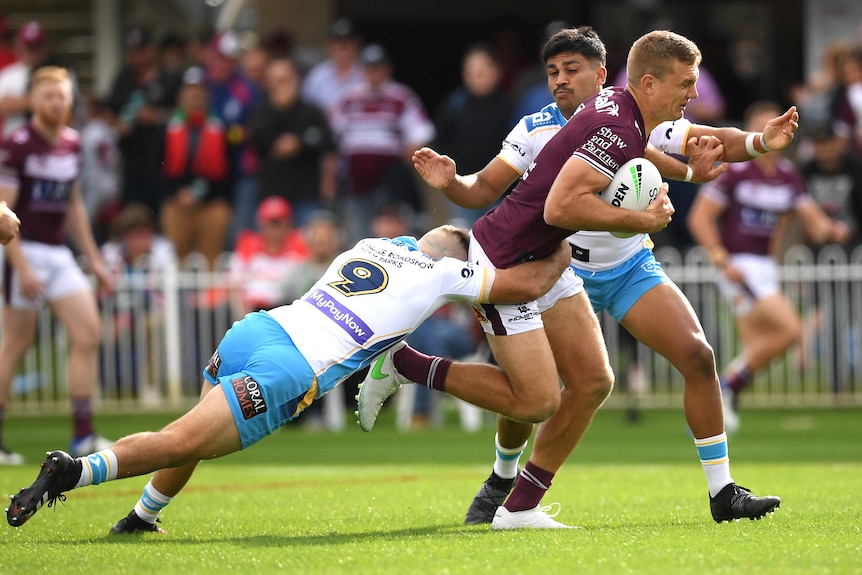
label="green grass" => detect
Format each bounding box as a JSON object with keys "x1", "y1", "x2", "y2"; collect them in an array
[{"x1": 1, "y1": 407, "x2": 860, "y2": 574}]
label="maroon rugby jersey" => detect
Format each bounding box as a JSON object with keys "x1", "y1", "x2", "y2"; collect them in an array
[
  {"x1": 472, "y1": 87, "x2": 647, "y2": 268},
  {"x1": 0, "y1": 124, "x2": 81, "y2": 245},
  {"x1": 700, "y1": 158, "x2": 808, "y2": 256}
]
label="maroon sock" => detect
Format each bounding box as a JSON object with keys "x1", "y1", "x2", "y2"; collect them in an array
[
  {"x1": 503, "y1": 461, "x2": 555, "y2": 512},
  {"x1": 725, "y1": 367, "x2": 753, "y2": 394},
  {"x1": 393, "y1": 346, "x2": 452, "y2": 392},
  {"x1": 71, "y1": 398, "x2": 94, "y2": 439}
]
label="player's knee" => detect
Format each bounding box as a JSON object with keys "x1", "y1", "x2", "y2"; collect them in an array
[
  {"x1": 69, "y1": 322, "x2": 102, "y2": 350},
  {"x1": 157, "y1": 432, "x2": 200, "y2": 466},
  {"x1": 565, "y1": 365, "x2": 614, "y2": 406},
  {"x1": 518, "y1": 392, "x2": 560, "y2": 423},
  {"x1": 680, "y1": 337, "x2": 716, "y2": 380}
]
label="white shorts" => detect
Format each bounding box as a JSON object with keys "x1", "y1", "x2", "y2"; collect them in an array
[
  {"x1": 469, "y1": 232, "x2": 584, "y2": 336},
  {"x1": 717, "y1": 253, "x2": 780, "y2": 316},
  {"x1": 4, "y1": 241, "x2": 92, "y2": 310}
]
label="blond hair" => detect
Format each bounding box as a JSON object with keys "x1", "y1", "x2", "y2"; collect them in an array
[
  {"x1": 30, "y1": 66, "x2": 72, "y2": 91},
  {"x1": 419, "y1": 225, "x2": 470, "y2": 260},
  {"x1": 626, "y1": 30, "x2": 702, "y2": 86}
]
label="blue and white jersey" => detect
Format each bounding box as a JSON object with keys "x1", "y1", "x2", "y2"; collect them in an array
[
  {"x1": 497, "y1": 102, "x2": 568, "y2": 175},
  {"x1": 495, "y1": 102, "x2": 693, "y2": 271},
  {"x1": 265, "y1": 236, "x2": 494, "y2": 395}
]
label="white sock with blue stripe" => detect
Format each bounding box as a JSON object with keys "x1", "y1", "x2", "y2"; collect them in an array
[
  {"x1": 133, "y1": 479, "x2": 174, "y2": 524},
  {"x1": 75, "y1": 449, "x2": 118, "y2": 488},
  {"x1": 493, "y1": 433, "x2": 527, "y2": 479},
  {"x1": 694, "y1": 433, "x2": 734, "y2": 497}
]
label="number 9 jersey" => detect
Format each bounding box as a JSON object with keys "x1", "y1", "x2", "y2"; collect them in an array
[{"x1": 265, "y1": 236, "x2": 494, "y2": 396}]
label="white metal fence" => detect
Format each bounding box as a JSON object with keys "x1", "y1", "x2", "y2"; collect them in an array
[{"x1": 8, "y1": 245, "x2": 862, "y2": 414}]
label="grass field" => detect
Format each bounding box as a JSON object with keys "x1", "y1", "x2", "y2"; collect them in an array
[{"x1": 0, "y1": 406, "x2": 860, "y2": 574}]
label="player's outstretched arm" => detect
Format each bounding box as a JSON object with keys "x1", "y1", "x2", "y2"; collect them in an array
[
  {"x1": 688, "y1": 106, "x2": 799, "y2": 162},
  {"x1": 486, "y1": 241, "x2": 571, "y2": 304},
  {"x1": 412, "y1": 147, "x2": 519, "y2": 209}
]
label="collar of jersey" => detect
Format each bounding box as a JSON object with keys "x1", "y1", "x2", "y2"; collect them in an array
[{"x1": 385, "y1": 236, "x2": 421, "y2": 252}]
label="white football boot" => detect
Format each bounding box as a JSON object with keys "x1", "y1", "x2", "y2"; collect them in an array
[
  {"x1": 491, "y1": 502, "x2": 576, "y2": 530},
  {"x1": 356, "y1": 341, "x2": 410, "y2": 432}
]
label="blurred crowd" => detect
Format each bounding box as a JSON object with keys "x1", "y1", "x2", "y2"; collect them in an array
[{"x1": 0, "y1": 13, "x2": 860, "y2": 430}]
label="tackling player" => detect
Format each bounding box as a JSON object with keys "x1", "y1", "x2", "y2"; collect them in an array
[{"x1": 6, "y1": 225, "x2": 572, "y2": 533}]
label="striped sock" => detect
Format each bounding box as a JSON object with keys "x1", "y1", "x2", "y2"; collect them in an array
[
  {"x1": 75, "y1": 449, "x2": 119, "y2": 488},
  {"x1": 393, "y1": 347, "x2": 452, "y2": 392},
  {"x1": 694, "y1": 433, "x2": 734, "y2": 497},
  {"x1": 133, "y1": 479, "x2": 174, "y2": 524},
  {"x1": 503, "y1": 461, "x2": 554, "y2": 512},
  {"x1": 493, "y1": 433, "x2": 527, "y2": 479}
]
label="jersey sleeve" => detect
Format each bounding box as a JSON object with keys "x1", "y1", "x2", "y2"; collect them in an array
[
  {"x1": 496, "y1": 116, "x2": 533, "y2": 175},
  {"x1": 648, "y1": 119, "x2": 693, "y2": 155},
  {"x1": 437, "y1": 258, "x2": 496, "y2": 304}
]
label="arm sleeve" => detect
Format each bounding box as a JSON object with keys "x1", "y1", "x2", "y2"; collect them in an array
[
  {"x1": 496, "y1": 116, "x2": 533, "y2": 175},
  {"x1": 437, "y1": 258, "x2": 496, "y2": 304},
  {"x1": 648, "y1": 119, "x2": 693, "y2": 155}
]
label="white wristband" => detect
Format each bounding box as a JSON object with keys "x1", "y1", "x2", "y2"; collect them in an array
[
  {"x1": 745, "y1": 132, "x2": 763, "y2": 158},
  {"x1": 684, "y1": 164, "x2": 693, "y2": 183},
  {"x1": 759, "y1": 132, "x2": 772, "y2": 152}
]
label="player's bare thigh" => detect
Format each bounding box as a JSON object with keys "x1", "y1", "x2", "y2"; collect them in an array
[
  {"x1": 542, "y1": 291, "x2": 613, "y2": 391},
  {"x1": 484, "y1": 327, "x2": 560, "y2": 408},
  {"x1": 154, "y1": 383, "x2": 241, "y2": 461},
  {"x1": 620, "y1": 282, "x2": 714, "y2": 370}
]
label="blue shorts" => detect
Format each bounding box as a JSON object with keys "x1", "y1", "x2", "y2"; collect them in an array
[
  {"x1": 573, "y1": 248, "x2": 669, "y2": 323},
  {"x1": 202, "y1": 311, "x2": 317, "y2": 449}
]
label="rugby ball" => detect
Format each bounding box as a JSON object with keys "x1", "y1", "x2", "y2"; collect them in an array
[{"x1": 599, "y1": 157, "x2": 662, "y2": 238}]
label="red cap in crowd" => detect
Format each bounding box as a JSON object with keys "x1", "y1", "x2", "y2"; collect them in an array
[
  {"x1": 17, "y1": 20, "x2": 46, "y2": 47},
  {"x1": 257, "y1": 196, "x2": 292, "y2": 224}
]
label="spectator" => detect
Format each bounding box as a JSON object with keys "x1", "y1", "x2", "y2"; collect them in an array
[
  {"x1": 433, "y1": 43, "x2": 513, "y2": 225},
  {"x1": 686, "y1": 101, "x2": 850, "y2": 432},
  {"x1": 79, "y1": 97, "x2": 120, "y2": 243},
  {"x1": 329, "y1": 43, "x2": 435, "y2": 244},
  {"x1": 791, "y1": 41, "x2": 853, "y2": 139},
  {"x1": 101, "y1": 203, "x2": 175, "y2": 271},
  {"x1": 797, "y1": 122, "x2": 862, "y2": 396},
  {"x1": 0, "y1": 21, "x2": 50, "y2": 138},
  {"x1": 834, "y1": 47, "x2": 862, "y2": 158},
  {"x1": 300, "y1": 17, "x2": 364, "y2": 115},
  {"x1": 240, "y1": 43, "x2": 269, "y2": 88},
  {"x1": 799, "y1": 123, "x2": 862, "y2": 249},
  {"x1": 106, "y1": 27, "x2": 182, "y2": 215},
  {"x1": 230, "y1": 195, "x2": 308, "y2": 318},
  {"x1": 160, "y1": 66, "x2": 232, "y2": 267},
  {"x1": 158, "y1": 30, "x2": 189, "y2": 76},
  {"x1": 100, "y1": 203, "x2": 175, "y2": 397},
  {"x1": 204, "y1": 31, "x2": 261, "y2": 246},
  {"x1": 250, "y1": 57, "x2": 337, "y2": 227},
  {"x1": 259, "y1": 26, "x2": 293, "y2": 61}
]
